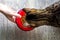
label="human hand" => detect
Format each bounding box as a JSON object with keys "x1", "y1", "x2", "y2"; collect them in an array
[{"x1": 0, "y1": 3, "x2": 21, "y2": 23}]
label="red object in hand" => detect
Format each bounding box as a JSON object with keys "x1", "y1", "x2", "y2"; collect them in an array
[{"x1": 15, "y1": 9, "x2": 34, "y2": 31}]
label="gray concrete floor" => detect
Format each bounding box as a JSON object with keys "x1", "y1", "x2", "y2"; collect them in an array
[{"x1": 0, "y1": 0, "x2": 60, "y2": 40}]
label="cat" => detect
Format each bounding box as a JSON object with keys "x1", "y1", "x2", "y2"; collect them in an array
[{"x1": 21, "y1": 1, "x2": 60, "y2": 28}]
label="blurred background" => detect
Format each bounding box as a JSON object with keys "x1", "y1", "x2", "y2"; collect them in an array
[{"x1": 0, "y1": 0, "x2": 60, "y2": 40}]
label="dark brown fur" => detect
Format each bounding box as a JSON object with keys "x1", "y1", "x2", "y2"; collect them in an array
[{"x1": 22, "y1": 1, "x2": 60, "y2": 27}]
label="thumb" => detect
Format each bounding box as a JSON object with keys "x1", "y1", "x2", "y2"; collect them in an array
[{"x1": 13, "y1": 13, "x2": 21, "y2": 18}]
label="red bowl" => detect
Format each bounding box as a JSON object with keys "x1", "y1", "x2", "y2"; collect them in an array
[{"x1": 15, "y1": 9, "x2": 34, "y2": 31}]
